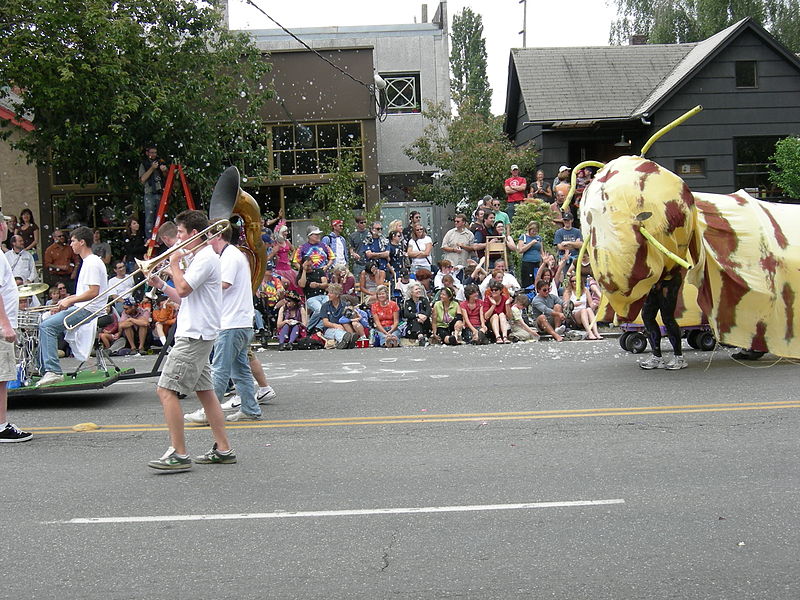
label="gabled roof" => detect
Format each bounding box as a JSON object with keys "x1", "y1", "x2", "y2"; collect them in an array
[
  {"x1": 0, "y1": 87, "x2": 34, "y2": 132},
  {"x1": 506, "y1": 17, "x2": 800, "y2": 128}
]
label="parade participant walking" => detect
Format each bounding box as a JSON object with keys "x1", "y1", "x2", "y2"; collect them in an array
[
  {"x1": 146, "y1": 210, "x2": 234, "y2": 470},
  {"x1": 0, "y1": 213, "x2": 31, "y2": 442},
  {"x1": 37, "y1": 226, "x2": 109, "y2": 387}
]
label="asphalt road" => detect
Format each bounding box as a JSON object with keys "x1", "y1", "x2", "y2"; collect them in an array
[{"x1": 3, "y1": 340, "x2": 799, "y2": 599}]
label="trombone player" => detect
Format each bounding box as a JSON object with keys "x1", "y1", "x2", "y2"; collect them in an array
[{"x1": 37, "y1": 227, "x2": 109, "y2": 387}]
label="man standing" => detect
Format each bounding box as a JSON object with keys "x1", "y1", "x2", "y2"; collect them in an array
[
  {"x1": 348, "y1": 216, "x2": 370, "y2": 278},
  {"x1": 5, "y1": 234, "x2": 37, "y2": 283},
  {"x1": 146, "y1": 210, "x2": 234, "y2": 470},
  {"x1": 43, "y1": 230, "x2": 78, "y2": 292},
  {"x1": 491, "y1": 199, "x2": 511, "y2": 228},
  {"x1": 402, "y1": 211, "x2": 422, "y2": 243},
  {"x1": 473, "y1": 211, "x2": 496, "y2": 264},
  {"x1": 504, "y1": 165, "x2": 526, "y2": 219},
  {"x1": 37, "y1": 227, "x2": 108, "y2": 386},
  {"x1": 91, "y1": 230, "x2": 112, "y2": 267},
  {"x1": 138, "y1": 145, "x2": 168, "y2": 239},
  {"x1": 359, "y1": 221, "x2": 389, "y2": 272},
  {"x1": 0, "y1": 213, "x2": 31, "y2": 442},
  {"x1": 292, "y1": 226, "x2": 335, "y2": 271},
  {"x1": 554, "y1": 212, "x2": 583, "y2": 270},
  {"x1": 440, "y1": 214, "x2": 475, "y2": 269},
  {"x1": 322, "y1": 219, "x2": 349, "y2": 269}
]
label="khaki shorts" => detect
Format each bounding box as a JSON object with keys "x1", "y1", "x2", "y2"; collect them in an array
[
  {"x1": 157, "y1": 337, "x2": 214, "y2": 396},
  {"x1": 0, "y1": 339, "x2": 16, "y2": 382}
]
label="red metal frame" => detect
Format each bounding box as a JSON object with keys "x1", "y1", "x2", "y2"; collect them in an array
[{"x1": 145, "y1": 164, "x2": 196, "y2": 258}]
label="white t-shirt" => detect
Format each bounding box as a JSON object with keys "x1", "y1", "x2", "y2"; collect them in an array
[
  {"x1": 74, "y1": 254, "x2": 109, "y2": 314},
  {"x1": 0, "y1": 252, "x2": 19, "y2": 329},
  {"x1": 178, "y1": 245, "x2": 221, "y2": 339},
  {"x1": 107, "y1": 274, "x2": 136, "y2": 301},
  {"x1": 409, "y1": 235, "x2": 433, "y2": 269},
  {"x1": 219, "y1": 244, "x2": 254, "y2": 330},
  {"x1": 479, "y1": 272, "x2": 521, "y2": 295}
]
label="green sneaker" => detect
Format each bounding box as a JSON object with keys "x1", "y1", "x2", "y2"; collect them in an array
[
  {"x1": 148, "y1": 447, "x2": 192, "y2": 471},
  {"x1": 193, "y1": 443, "x2": 237, "y2": 465}
]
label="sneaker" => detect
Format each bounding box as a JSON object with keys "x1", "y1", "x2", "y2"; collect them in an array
[
  {"x1": 36, "y1": 372, "x2": 64, "y2": 387},
  {"x1": 184, "y1": 407, "x2": 208, "y2": 425},
  {"x1": 639, "y1": 356, "x2": 666, "y2": 370},
  {"x1": 220, "y1": 396, "x2": 241, "y2": 412},
  {"x1": 193, "y1": 443, "x2": 237, "y2": 464},
  {"x1": 665, "y1": 356, "x2": 688, "y2": 370},
  {"x1": 257, "y1": 386, "x2": 276, "y2": 404},
  {"x1": 148, "y1": 447, "x2": 192, "y2": 471},
  {"x1": 336, "y1": 332, "x2": 354, "y2": 349},
  {"x1": 0, "y1": 423, "x2": 33, "y2": 443},
  {"x1": 226, "y1": 410, "x2": 261, "y2": 422},
  {"x1": 555, "y1": 325, "x2": 566, "y2": 335},
  {"x1": 417, "y1": 334, "x2": 428, "y2": 347},
  {"x1": 109, "y1": 338, "x2": 126, "y2": 353}
]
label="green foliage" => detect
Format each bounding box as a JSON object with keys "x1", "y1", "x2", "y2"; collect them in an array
[
  {"x1": 769, "y1": 136, "x2": 800, "y2": 198},
  {"x1": 310, "y1": 147, "x2": 367, "y2": 232},
  {"x1": 609, "y1": 0, "x2": 800, "y2": 52},
  {"x1": 509, "y1": 201, "x2": 558, "y2": 255},
  {"x1": 450, "y1": 8, "x2": 492, "y2": 118},
  {"x1": 0, "y1": 0, "x2": 272, "y2": 200},
  {"x1": 403, "y1": 102, "x2": 538, "y2": 208}
]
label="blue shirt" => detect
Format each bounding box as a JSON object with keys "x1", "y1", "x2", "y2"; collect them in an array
[
  {"x1": 518, "y1": 234, "x2": 542, "y2": 263},
  {"x1": 553, "y1": 227, "x2": 583, "y2": 258},
  {"x1": 358, "y1": 236, "x2": 389, "y2": 271}
]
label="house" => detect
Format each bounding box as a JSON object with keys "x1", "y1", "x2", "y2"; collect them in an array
[
  {"x1": 239, "y1": 1, "x2": 452, "y2": 227},
  {"x1": 504, "y1": 18, "x2": 800, "y2": 199}
]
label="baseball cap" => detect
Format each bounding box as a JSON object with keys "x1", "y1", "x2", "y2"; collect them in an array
[
  {"x1": 307, "y1": 226, "x2": 322, "y2": 236},
  {"x1": 510, "y1": 164, "x2": 519, "y2": 171},
  {"x1": 124, "y1": 298, "x2": 138, "y2": 307},
  {"x1": 562, "y1": 212, "x2": 574, "y2": 220},
  {"x1": 558, "y1": 165, "x2": 570, "y2": 173},
  {"x1": 331, "y1": 219, "x2": 343, "y2": 227}
]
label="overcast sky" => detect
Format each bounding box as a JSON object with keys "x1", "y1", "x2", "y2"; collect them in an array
[{"x1": 228, "y1": 0, "x2": 617, "y2": 115}]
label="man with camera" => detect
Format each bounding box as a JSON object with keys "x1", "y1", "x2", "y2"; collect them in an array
[{"x1": 138, "y1": 145, "x2": 168, "y2": 240}]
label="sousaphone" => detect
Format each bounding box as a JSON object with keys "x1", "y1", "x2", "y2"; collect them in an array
[{"x1": 209, "y1": 166, "x2": 266, "y2": 293}]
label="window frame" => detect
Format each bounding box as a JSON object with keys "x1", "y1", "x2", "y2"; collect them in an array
[
  {"x1": 735, "y1": 60, "x2": 758, "y2": 89},
  {"x1": 380, "y1": 72, "x2": 422, "y2": 114}
]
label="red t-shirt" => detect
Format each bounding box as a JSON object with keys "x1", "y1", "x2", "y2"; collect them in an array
[
  {"x1": 459, "y1": 300, "x2": 482, "y2": 327},
  {"x1": 482, "y1": 290, "x2": 510, "y2": 317},
  {"x1": 371, "y1": 300, "x2": 399, "y2": 329},
  {"x1": 504, "y1": 176, "x2": 527, "y2": 203}
]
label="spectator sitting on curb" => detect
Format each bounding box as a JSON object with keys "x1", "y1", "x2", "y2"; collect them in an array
[
  {"x1": 431, "y1": 287, "x2": 464, "y2": 346},
  {"x1": 319, "y1": 283, "x2": 356, "y2": 349},
  {"x1": 402, "y1": 282, "x2": 432, "y2": 345},
  {"x1": 433, "y1": 260, "x2": 465, "y2": 300},
  {"x1": 152, "y1": 295, "x2": 177, "y2": 346},
  {"x1": 370, "y1": 285, "x2": 400, "y2": 348},
  {"x1": 276, "y1": 290, "x2": 307, "y2": 350},
  {"x1": 478, "y1": 259, "x2": 521, "y2": 295},
  {"x1": 508, "y1": 294, "x2": 539, "y2": 342},
  {"x1": 531, "y1": 279, "x2": 565, "y2": 342},
  {"x1": 459, "y1": 284, "x2": 488, "y2": 345},
  {"x1": 118, "y1": 298, "x2": 151, "y2": 355},
  {"x1": 395, "y1": 270, "x2": 413, "y2": 300},
  {"x1": 483, "y1": 279, "x2": 512, "y2": 344},
  {"x1": 562, "y1": 272, "x2": 602, "y2": 340},
  {"x1": 358, "y1": 260, "x2": 386, "y2": 305},
  {"x1": 414, "y1": 268, "x2": 434, "y2": 297},
  {"x1": 432, "y1": 274, "x2": 465, "y2": 302}
]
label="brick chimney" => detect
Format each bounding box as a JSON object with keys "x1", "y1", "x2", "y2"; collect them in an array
[{"x1": 629, "y1": 34, "x2": 648, "y2": 45}]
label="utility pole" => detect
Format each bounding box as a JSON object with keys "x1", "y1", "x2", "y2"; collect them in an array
[{"x1": 519, "y1": 0, "x2": 527, "y2": 47}]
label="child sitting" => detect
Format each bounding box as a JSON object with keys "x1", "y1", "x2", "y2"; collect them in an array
[
  {"x1": 508, "y1": 294, "x2": 539, "y2": 342},
  {"x1": 152, "y1": 295, "x2": 178, "y2": 346},
  {"x1": 276, "y1": 290, "x2": 307, "y2": 350}
]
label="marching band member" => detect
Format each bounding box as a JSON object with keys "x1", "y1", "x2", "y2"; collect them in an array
[
  {"x1": 36, "y1": 226, "x2": 109, "y2": 387},
  {"x1": 146, "y1": 210, "x2": 234, "y2": 471}
]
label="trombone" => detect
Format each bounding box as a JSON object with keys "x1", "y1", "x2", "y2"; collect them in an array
[{"x1": 63, "y1": 219, "x2": 230, "y2": 331}]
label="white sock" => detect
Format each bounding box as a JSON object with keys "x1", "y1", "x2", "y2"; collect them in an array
[{"x1": 0, "y1": 422, "x2": 7, "y2": 429}]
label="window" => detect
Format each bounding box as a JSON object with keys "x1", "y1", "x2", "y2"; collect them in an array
[
  {"x1": 675, "y1": 159, "x2": 706, "y2": 177},
  {"x1": 734, "y1": 136, "x2": 783, "y2": 198},
  {"x1": 381, "y1": 73, "x2": 422, "y2": 114},
  {"x1": 270, "y1": 121, "x2": 364, "y2": 177},
  {"x1": 735, "y1": 61, "x2": 757, "y2": 88}
]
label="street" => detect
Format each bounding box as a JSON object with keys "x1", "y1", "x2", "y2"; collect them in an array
[{"x1": 3, "y1": 340, "x2": 799, "y2": 599}]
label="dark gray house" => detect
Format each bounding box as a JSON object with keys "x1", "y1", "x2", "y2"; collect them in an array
[{"x1": 504, "y1": 18, "x2": 800, "y2": 199}]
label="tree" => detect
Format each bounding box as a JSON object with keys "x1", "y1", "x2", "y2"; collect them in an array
[
  {"x1": 0, "y1": 0, "x2": 272, "y2": 200},
  {"x1": 770, "y1": 137, "x2": 800, "y2": 198},
  {"x1": 450, "y1": 8, "x2": 492, "y2": 118},
  {"x1": 609, "y1": 0, "x2": 800, "y2": 52},
  {"x1": 403, "y1": 101, "x2": 538, "y2": 208},
  {"x1": 310, "y1": 146, "x2": 370, "y2": 232}
]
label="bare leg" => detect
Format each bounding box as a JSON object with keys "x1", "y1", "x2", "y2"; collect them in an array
[
  {"x1": 121, "y1": 323, "x2": 135, "y2": 349},
  {"x1": 137, "y1": 325, "x2": 148, "y2": 350},
  {"x1": 196, "y1": 389, "x2": 230, "y2": 452},
  {"x1": 157, "y1": 386, "x2": 187, "y2": 455},
  {"x1": 249, "y1": 355, "x2": 268, "y2": 388},
  {"x1": 537, "y1": 315, "x2": 563, "y2": 342},
  {"x1": 490, "y1": 314, "x2": 502, "y2": 341},
  {"x1": 0, "y1": 381, "x2": 8, "y2": 423},
  {"x1": 498, "y1": 313, "x2": 509, "y2": 341}
]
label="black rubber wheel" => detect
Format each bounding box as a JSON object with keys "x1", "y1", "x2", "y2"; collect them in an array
[
  {"x1": 619, "y1": 332, "x2": 631, "y2": 351},
  {"x1": 626, "y1": 332, "x2": 648, "y2": 354},
  {"x1": 698, "y1": 331, "x2": 716, "y2": 351},
  {"x1": 686, "y1": 330, "x2": 701, "y2": 349}
]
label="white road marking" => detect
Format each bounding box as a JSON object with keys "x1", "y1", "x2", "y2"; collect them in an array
[{"x1": 61, "y1": 499, "x2": 624, "y2": 524}]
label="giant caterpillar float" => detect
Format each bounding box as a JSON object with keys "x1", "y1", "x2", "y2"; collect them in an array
[{"x1": 564, "y1": 106, "x2": 800, "y2": 360}]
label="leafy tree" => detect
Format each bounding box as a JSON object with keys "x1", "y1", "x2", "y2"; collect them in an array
[
  {"x1": 310, "y1": 146, "x2": 368, "y2": 232},
  {"x1": 609, "y1": 0, "x2": 800, "y2": 52},
  {"x1": 509, "y1": 201, "x2": 559, "y2": 256},
  {"x1": 403, "y1": 102, "x2": 538, "y2": 209},
  {"x1": 450, "y1": 8, "x2": 492, "y2": 118},
  {"x1": 769, "y1": 136, "x2": 800, "y2": 198},
  {"x1": 0, "y1": 0, "x2": 272, "y2": 201}
]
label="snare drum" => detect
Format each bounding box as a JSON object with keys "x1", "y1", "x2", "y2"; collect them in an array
[{"x1": 17, "y1": 309, "x2": 42, "y2": 332}]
